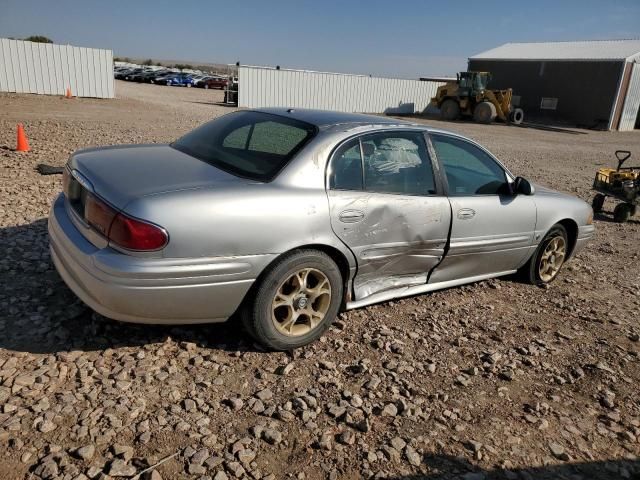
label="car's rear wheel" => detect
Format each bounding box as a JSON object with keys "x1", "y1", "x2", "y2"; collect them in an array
[
  {"x1": 241, "y1": 250, "x2": 343, "y2": 351},
  {"x1": 204, "y1": 84, "x2": 209, "y2": 89},
  {"x1": 520, "y1": 224, "x2": 568, "y2": 286}
]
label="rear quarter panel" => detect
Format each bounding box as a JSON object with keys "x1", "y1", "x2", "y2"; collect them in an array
[{"x1": 122, "y1": 184, "x2": 355, "y2": 264}]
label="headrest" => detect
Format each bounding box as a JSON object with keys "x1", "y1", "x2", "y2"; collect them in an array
[{"x1": 361, "y1": 142, "x2": 375, "y2": 156}]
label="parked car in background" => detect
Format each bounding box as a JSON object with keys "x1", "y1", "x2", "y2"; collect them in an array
[
  {"x1": 49, "y1": 109, "x2": 594, "y2": 351},
  {"x1": 152, "y1": 72, "x2": 179, "y2": 85},
  {"x1": 165, "y1": 73, "x2": 196, "y2": 87},
  {"x1": 190, "y1": 74, "x2": 208, "y2": 84},
  {"x1": 122, "y1": 68, "x2": 145, "y2": 81},
  {"x1": 197, "y1": 75, "x2": 229, "y2": 89},
  {"x1": 130, "y1": 70, "x2": 168, "y2": 83},
  {"x1": 114, "y1": 68, "x2": 136, "y2": 80},
  {"x1": 148, "y1": 70, "x2": 174, "y2": 83}
]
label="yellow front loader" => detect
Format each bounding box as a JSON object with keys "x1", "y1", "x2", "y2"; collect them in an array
[{"x1": 430, "y1": 71, "x2": 524, "y2": 125}]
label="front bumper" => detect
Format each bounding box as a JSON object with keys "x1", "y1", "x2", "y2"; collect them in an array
[
  {"x1": 48, "y1": 194, "x2": 274, "y2": 324},
  {"x1": 573, "y1": 224, "x2": 595, "y2": 257}
]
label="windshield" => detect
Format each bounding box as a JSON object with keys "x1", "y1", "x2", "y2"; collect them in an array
[{"x1": 172, "y1": 111, "x2": 318, "y2": 181}]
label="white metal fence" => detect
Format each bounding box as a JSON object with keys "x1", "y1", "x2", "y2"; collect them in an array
[
  {"x1": 239, "y1": 66, "x2": 443, "y2": 114},
  {"x1": 0, "y1": 38, "x2": 114, "y2": 99}
]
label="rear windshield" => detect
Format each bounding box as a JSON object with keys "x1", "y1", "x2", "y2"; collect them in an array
[{"x1": 172, "y1": 111, "x2": 317, "y2": 181}]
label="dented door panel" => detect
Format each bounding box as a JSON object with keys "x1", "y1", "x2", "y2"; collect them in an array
[{"x1": 328, "y1": 190, "x2": 451, "y2": 299}]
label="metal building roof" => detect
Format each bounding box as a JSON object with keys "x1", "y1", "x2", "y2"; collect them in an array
[{"x1": 470, "y1": 39, "x2": 640, "y2": 62}]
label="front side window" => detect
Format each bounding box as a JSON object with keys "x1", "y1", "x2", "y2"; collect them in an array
[
  {"x1": 329, "y1": 132, "x2": 435, "y2": 195},
  {"x1": 431, "y1": 134, "x2": 507, "y2": 195},
  {"x1": 362, "y1": 132, "x2": 435, "y2": 195},
  {"x1": 172, "y1": 111, "x2": 317, "y2": 181}
]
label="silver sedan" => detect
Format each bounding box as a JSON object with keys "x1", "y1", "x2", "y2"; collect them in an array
[{"x1": 49, "y1": 109, "x2": 595, "y2": 350}]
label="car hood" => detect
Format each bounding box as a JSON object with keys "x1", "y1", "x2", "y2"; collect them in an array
[{"x1": 69, "y1": 144, "x2": 245, "y2": 209}]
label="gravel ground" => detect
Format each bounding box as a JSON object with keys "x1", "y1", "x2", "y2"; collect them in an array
[{"x1": 1, "y1": 80, "x2": 640, "y2": 480}]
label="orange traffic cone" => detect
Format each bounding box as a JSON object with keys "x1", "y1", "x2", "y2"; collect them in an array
[
  {"x1": 65, "y1": 87, "x2": 73, "y2": 99},
  {"x1": 16, "y1": 124, "x2": 30, "y2": 152}
]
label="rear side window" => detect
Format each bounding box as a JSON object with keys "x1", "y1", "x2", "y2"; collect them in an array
[
  {"x1": 172, "y1": 111, "x2": 317, "y2": 181},
  {"x1": 431, "y1": 134, "x2": 507, "y2": 195}
]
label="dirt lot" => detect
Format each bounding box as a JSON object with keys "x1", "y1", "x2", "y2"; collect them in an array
[{"x1": 1, "y1": 81, "x2": 639, "y2": 480}]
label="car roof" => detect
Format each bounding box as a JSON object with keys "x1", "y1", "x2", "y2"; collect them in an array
[
  {"x1": 255, "y1": 108, "x2": 414, "y2": 129},
  {"x1": 248, "y1": 108, "x2": 468, "y2": 139}
]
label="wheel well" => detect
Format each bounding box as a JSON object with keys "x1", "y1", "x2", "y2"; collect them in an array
[
  {"x1": 250, "y1": 244, "x2": 353, "y2": 304},
  {"x1": 557, "y1": 219, "x2": 578, "y2": 258},
  {"x1": 294, "y1": 244, "x2": 353, "y2": 303}
]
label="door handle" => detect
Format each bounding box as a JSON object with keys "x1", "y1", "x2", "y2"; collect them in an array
[
  {"x1": 457, "y1": 208, "x2": 476, "y2": 220},
  {"x1": 338, "y1": 209, "x2": 365, "y2": 223}
]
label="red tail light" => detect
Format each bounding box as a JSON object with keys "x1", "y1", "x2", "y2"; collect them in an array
[
  {"x1": 83, "y1": 191, "x2": 168, "y2": 251},
  {"x1": 109, "y1": 213, "x2": 168, "y2": 251}
]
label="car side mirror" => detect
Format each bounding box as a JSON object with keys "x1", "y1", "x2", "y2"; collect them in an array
[{"x1": 514, "y1": 177, "x2": 535, "y2": 195}]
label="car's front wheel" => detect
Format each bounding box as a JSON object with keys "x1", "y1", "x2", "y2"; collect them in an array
[
  {"x1": 521, "y1": 224, "x2": 568, "y2": 286},
  {"x1": 241, "y1": 250, "x2": 343, "y2": 350}
]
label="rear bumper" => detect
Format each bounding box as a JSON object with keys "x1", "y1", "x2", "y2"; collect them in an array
[
  {"x1": 48, "y1": 193, "x2": 274, "y2": 324},
  {"x1": 573, "y1": 224, "x2": 595, "y2": 257}
]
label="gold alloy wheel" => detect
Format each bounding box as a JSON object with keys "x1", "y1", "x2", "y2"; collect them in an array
[
  {"x1": 271, "y1": 268, "x2": 331, "y2": 337},
  {"x1": 539, "y1": 236, "x2": 566, "y2": 282}
]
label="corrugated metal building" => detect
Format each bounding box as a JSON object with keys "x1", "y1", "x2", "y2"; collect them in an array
[
  {"x1": 238, "y1": 65, "x2": 443, "y2": 114},
  {"x1": 469, "y1": 40, "x2": 640, "y2": 131},
  {"x1": 0, "y1": 38, "x2": 114, "y2": 99}
]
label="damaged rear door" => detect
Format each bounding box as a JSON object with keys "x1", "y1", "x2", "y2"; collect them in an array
[{"x1": 326, "y1": 130, "x2": 451, "y2": 300}]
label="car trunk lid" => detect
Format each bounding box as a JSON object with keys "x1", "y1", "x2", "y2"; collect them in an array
[{"x1": 69, "y1": 144, "x2": 245, "y2": 209}]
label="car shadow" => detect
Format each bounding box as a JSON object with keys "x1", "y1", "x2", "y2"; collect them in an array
[
  {"x1": 0, "y1": 218, "x2": 262, "y2": 355},
  {"x1": 385, "y1": 453, "x2": 639, "y2": 479}
]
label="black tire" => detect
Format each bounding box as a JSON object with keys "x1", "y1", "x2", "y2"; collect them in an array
[
  {"x1": 520, "y1": 224, "x2": 568, "y2": 286},
  {"x1": 630, "y1": 205, "x2": 637, "y2": 217},
  {"x1": 473, "y1": 101, "x2": 497, "y2": 124},
  {"x1": 510, "y1": 108, "x2": 524, "y2": 125},
  {"x1": 614, "y1": 203, "x2": 632, "y2": 223},
  {"x1": 592, "y1": 193, "x2": 605, "y2": 213},
  {"x1": 440, "y1": 99, "x2": 460, "y2": 121},
  {"x1": 240, "y1": 250, "x2": 343, "y2": 351}
]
